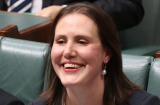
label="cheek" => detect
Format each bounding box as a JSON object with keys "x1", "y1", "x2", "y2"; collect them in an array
[
  {"x1": 81, "y1": 46, "x2": 105, "y2": 66},
  {"x1": 81, "y1": 47, "x2": 105, "y2": 78},
  {"x1": 51, "y1": 46, "x2": 63, "y2": 65}
]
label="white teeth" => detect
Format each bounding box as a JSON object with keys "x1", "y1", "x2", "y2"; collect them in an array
[{"x1": 64, "y1": 63, "x2": 80, "y2": 68}]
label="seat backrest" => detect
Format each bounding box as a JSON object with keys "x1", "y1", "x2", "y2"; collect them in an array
[
  {"x1": 122, "y1": 54, "x2": 153, "y2": 90},
  {"x1": 147, "y1": 58, "x2": 160, "y2": 97},
  {"x1": 0, "y1": 36, "x2": 51, "y2": 105}
]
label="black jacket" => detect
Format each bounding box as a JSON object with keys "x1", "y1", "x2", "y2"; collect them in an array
[
  {"x1": 0, "y1": 89, "x2": 24, "y2": 105},
  {"x1": 28, "y1": 90, "x2": 160, "y2": 105},
  {"x1": 0, "y1": 0, "x2": 144, "y2": 30}
]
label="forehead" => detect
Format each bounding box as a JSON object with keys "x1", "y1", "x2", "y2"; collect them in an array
[
  {"x1": 57, "y1": 13, "x2": 96, "y2": 26},
  {"x1": 55, "y1": 13, "x2": 98, "y2": 33}
]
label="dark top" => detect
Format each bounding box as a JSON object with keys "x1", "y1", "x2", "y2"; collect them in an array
[
  {"x1": 28, "y1": 90, "x2": 160, "y2": 105},
  {"x1": 125, "y1": 90, "x2": 160, "y2": 105},
  {"x1": 0, "y1": 0, "x2": 144, "y2": 31},
  {"x1": 0, "y1": 89, "x2": 24, "y2": 105}
]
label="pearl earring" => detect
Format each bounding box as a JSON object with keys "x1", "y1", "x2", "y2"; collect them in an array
[
  {"x1": 102, "y1": 65, "x2": 107, "y2": 75},
  {"x1": 102, "y1": 69, "x2": 107, "y2": 75}
]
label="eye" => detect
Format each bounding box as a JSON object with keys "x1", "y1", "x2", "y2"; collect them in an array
[
  {"x1": 77, "y1": 39, "x2": 88, "y2": 45},
  {"x1": 55, "y1": 38, "x2": 66, "y2": 44}
]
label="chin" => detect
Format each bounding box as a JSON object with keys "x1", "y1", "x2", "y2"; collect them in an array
[{"x1": 61, "y1": 81, "x2": 79, "y2": 87}]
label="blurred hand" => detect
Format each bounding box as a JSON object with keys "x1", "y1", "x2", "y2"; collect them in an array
[{"x1": 35, "y1": 5, "x2": 64, "y2": 20}]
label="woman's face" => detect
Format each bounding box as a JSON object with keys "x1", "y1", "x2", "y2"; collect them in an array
[{"x1": 51, "y1": 13, "x2": 110, "y2": 87}]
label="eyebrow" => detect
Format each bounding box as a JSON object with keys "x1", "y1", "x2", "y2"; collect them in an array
[
  {"x1": 55, "y1": 33, "x2": 91, "y2": 38},
  {"x1": 54, "y1": 34, "x2": 97, "y2": 43}
]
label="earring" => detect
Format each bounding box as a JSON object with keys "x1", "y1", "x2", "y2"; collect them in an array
[
  {"x1": 102, "y1": 69, "x2": 107, "y2": 75},
  {"x1": 102, "y1": 65, "x2": 107, "y2": 75}
]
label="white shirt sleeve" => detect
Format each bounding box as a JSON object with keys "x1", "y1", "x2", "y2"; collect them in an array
[{"x1": 31, "y1": 0, "x2": 43, "y2": 13}]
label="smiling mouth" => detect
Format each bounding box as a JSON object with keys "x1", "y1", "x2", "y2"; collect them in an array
[{"x1": 63, "y1": 63, "x2": 82, "y2": 69}]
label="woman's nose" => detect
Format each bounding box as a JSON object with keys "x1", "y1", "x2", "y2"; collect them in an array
[{"x1": 63, "y1": 43, "x2": 77, "y2": 59}]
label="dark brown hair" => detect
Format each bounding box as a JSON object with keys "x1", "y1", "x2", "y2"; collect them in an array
[{"x1": 41, "y1": 3, "x2": 140, "y2": 105}]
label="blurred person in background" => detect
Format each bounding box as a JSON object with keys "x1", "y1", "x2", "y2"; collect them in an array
[{"x1": 0, "y1": 0, "x2": 144, "y2": 31}]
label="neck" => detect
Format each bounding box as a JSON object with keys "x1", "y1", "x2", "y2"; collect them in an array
[{"x1": 65, "y1": 77, "x2": 104, "y2": 105}]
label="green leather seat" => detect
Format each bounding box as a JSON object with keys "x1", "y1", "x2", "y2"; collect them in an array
[
  {"x1": 147, "y1": 58, "x2": 160, "y2": 97},
  {"x1": 0, "y1": 36, "x2": 3, "y2": 40},
  {"x1": 0, "y1": 36, "x2": 51, "y2": 105},
  {"x1": 122, "y1": 45, "x2": 160, "y2": 57},
  {"x1": 1, "y1": 35, "x2": 159, "y2": 104},
  {"x1": 0, "y1": 12, "x2": 50, "y2": 30},
  {"x1": 122, "y1": 54, "x2": 153, "y2": 90}
]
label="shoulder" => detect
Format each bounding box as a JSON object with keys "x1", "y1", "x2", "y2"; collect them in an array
[
  {"x1": 0, "y1": 89, "x2": 24, "y2": 105},
  {"x1": 28, "y1": 97, "x2": 45, "y2": 105},
  {"x1": 126, "y1": 90, "x2": 160, "y2": 105}
]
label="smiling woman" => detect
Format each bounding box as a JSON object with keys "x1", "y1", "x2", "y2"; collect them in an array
[{"x1": 28, "y1": 3, "x2": 160, "y2": 105}]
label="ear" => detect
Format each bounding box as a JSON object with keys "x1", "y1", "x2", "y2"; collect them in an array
[{"x1": 103, "y1": 50, "x2": 111, "y2": 64}]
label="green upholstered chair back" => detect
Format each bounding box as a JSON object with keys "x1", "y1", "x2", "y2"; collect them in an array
[
  {"x1": 147, "y1": 58, "x2": 160, "y2": 97},
  {"x1": 0, "y1": 36, "x2": 51, "y2": 105},
  {"x1": 122, "y1": 54, "x2": 153, "y2": 90}
]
